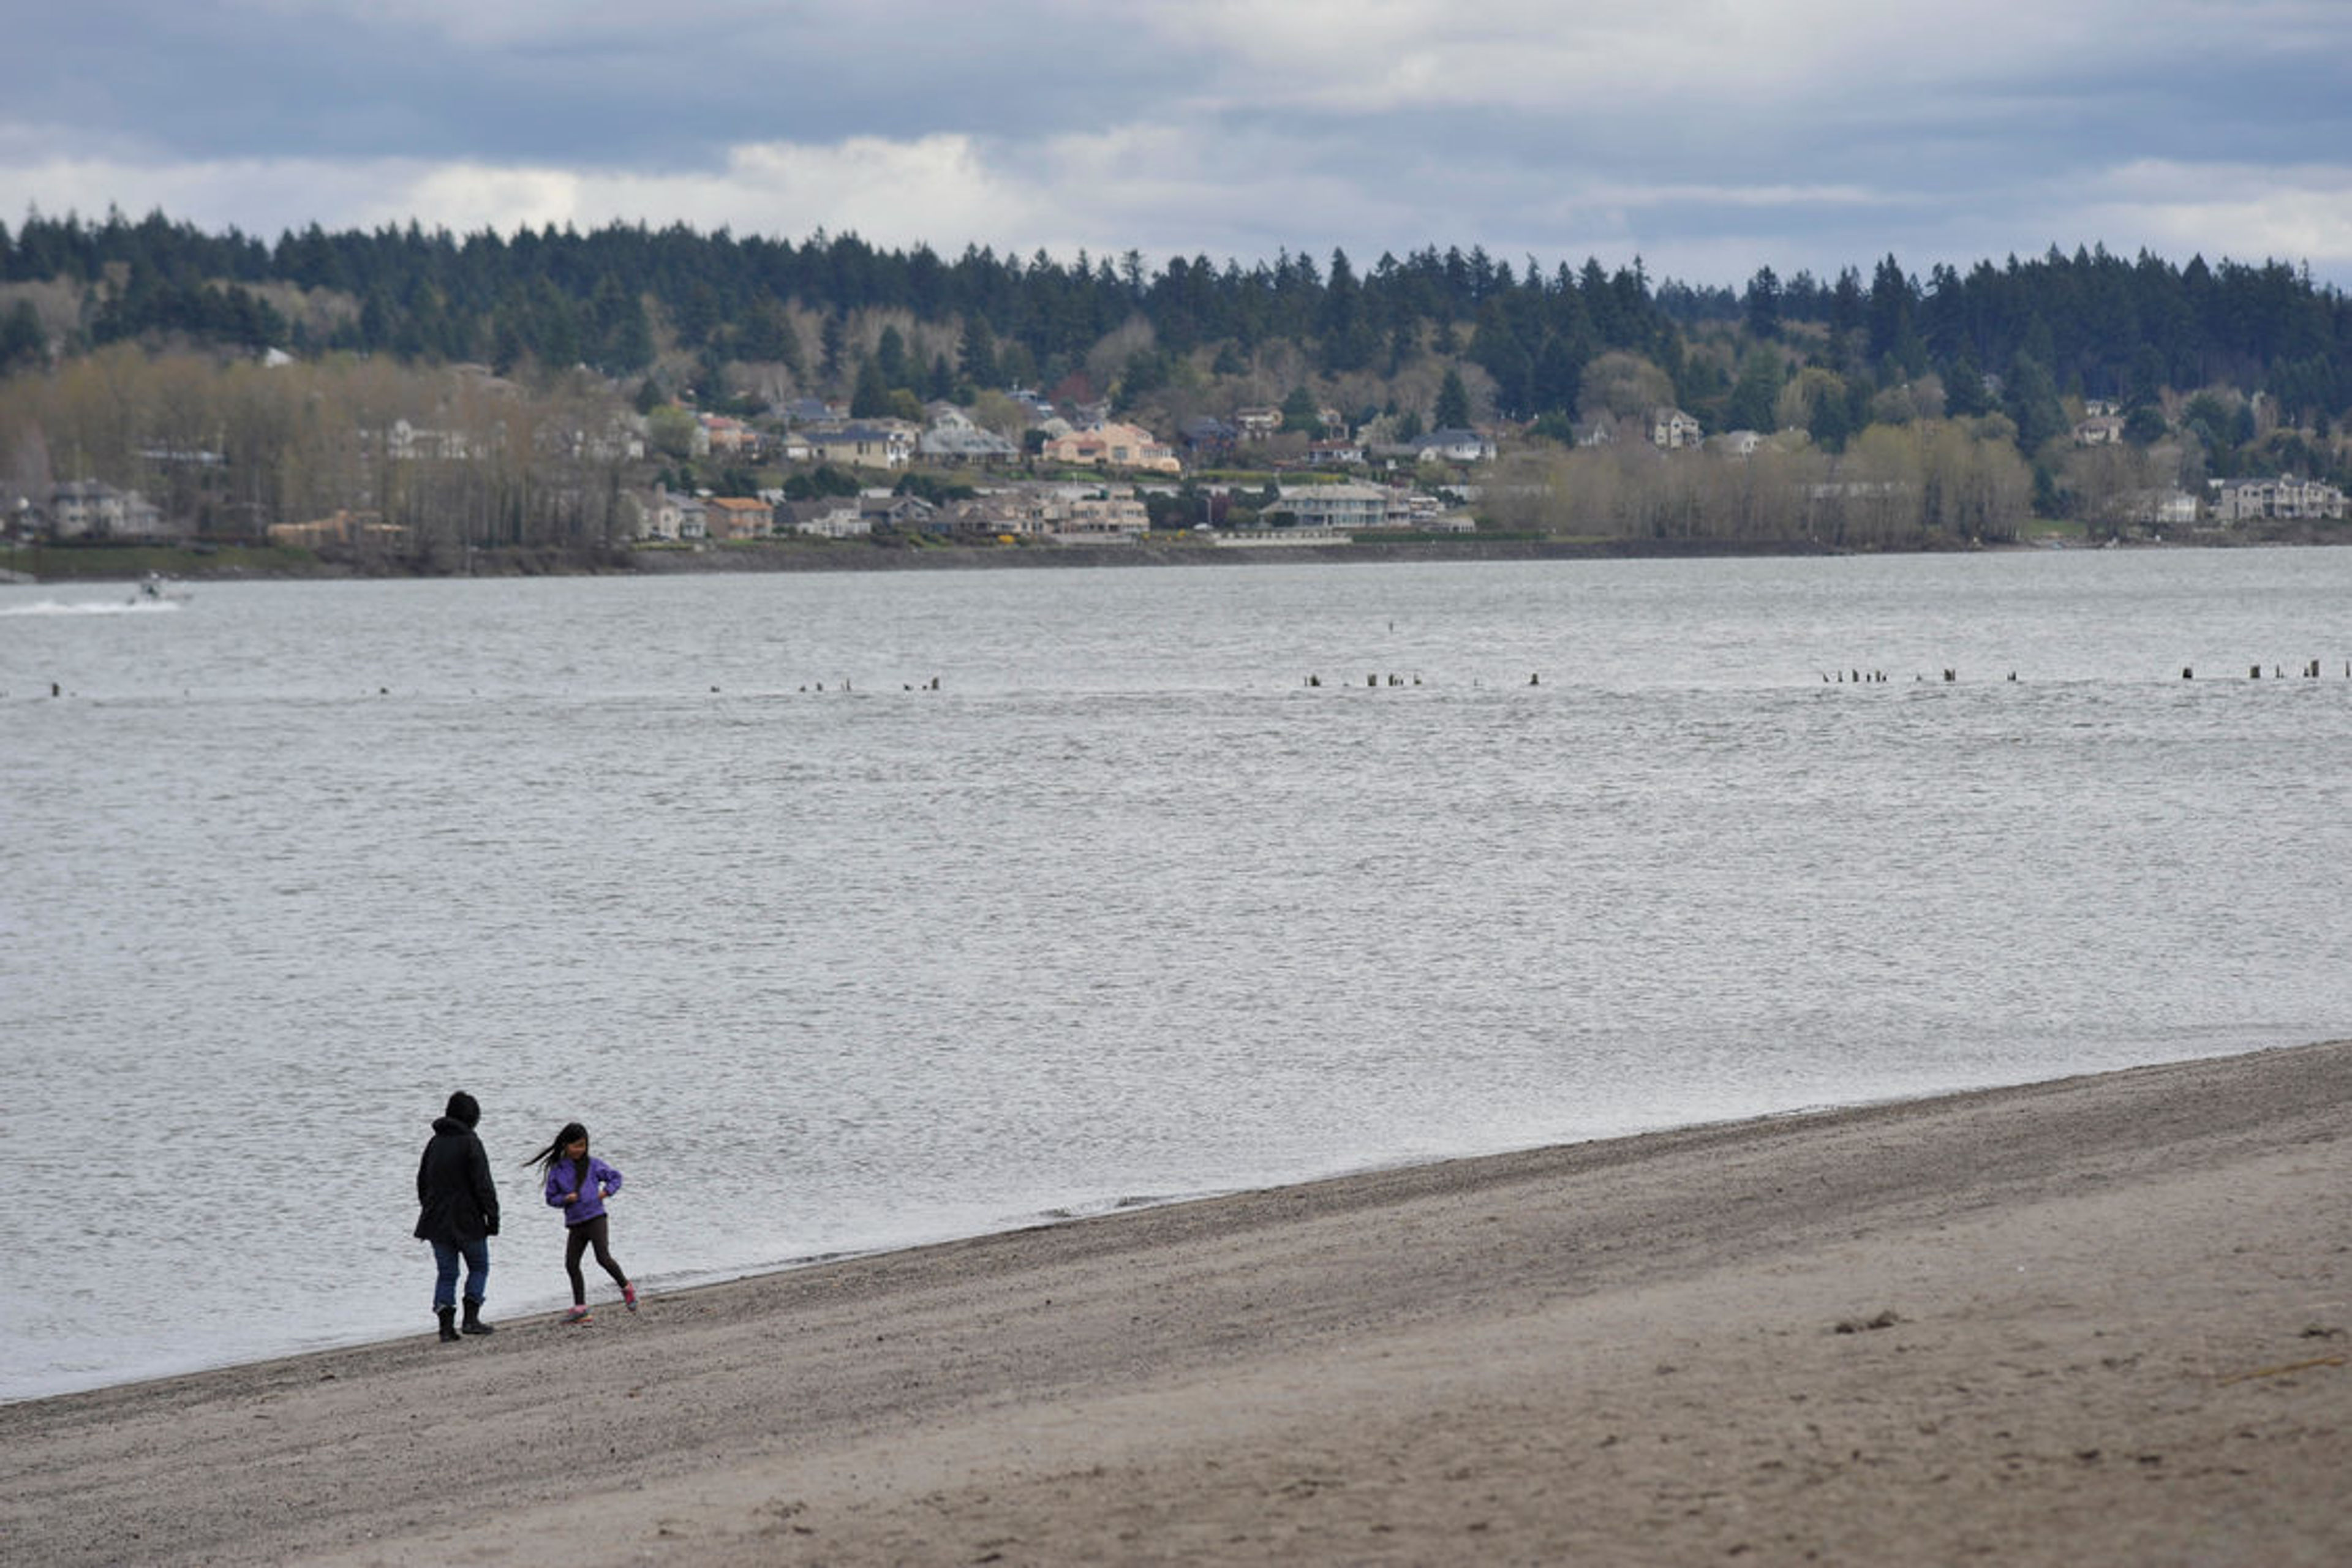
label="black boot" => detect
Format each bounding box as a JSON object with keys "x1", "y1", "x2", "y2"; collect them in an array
[
  {"x1": 461, "y1": 1297, "x2": 495, "y2": 1336},
  {"x1": 437, "y1": 1306, "x2": 460, "y2": 1343}
]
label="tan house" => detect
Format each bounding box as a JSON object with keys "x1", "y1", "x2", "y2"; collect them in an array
[
  {"x1": 702, "y1": 496, "x2": 772, "y2": 540},
  {"x1": 698, "y1": 413, "x2": 758, "y2": 457},
  {"x1": 1041, "y1": 422, "x2": 1180, "y2": 475},
  {"x1": 266, "y1": 509, "x2": 405, "y2": 550},
  {"x1": 1043, "y1": 486, "x2": 1149, "y2": 541}
]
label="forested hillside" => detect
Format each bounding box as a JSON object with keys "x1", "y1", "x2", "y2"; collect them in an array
[{"x1": 4, "y1": 207, "x2": 2350, "y2": 554}]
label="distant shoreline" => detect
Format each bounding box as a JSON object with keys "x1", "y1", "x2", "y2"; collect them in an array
[{"x1": 17, "y1": 529, "x2": 2321, "y2": 585}]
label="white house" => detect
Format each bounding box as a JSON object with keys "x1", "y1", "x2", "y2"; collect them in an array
[
  {"x1": 2129, "y1": 488, "x2": 2200, "y2": 528},
  {"x1": 1276, "y1": 482, "x2": 1391, "y2": 531},
  {"x1": 1413, "y1": 428, "x2": 1497, "y2": 463},
  {"x1": 2211, "y1": 476, "x2": 2345, "y2": 523},
  {"x1": 919, "y1": 423, "x2": 1020, "y2": 464},
  {"x1": 47, "y1": 480, "x2": 166, "y2": 539},
  {"x1": 1650, "y1": 409, "x2": 1702, "y2": 450},
  {"x1": 775, "y1": 499, "x2": 869, "y2": 538}
]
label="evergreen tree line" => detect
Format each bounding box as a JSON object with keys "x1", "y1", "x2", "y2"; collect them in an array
[{"x1": 12, "y1": 209, "x2": 2348, "y2": 439}]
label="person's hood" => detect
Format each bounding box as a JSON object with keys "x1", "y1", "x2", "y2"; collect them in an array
[{"x1": 431, "y1": 1115, "x2": 472, "y2": 1137}]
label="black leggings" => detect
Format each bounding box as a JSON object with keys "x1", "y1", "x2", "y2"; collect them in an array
[{"x1": 564, "y1": 1215, "x2": 628, "y2": 1305}]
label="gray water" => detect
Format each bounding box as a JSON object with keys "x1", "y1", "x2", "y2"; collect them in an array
[{"x1": 4, "y1": 549, "x2": 2348, "y2": 1400}]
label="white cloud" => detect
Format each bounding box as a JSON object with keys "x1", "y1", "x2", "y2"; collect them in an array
[
  {"x1": 2073, "y1": 159, "x2": 2352, "y2": 268},
  {"x1": 375, "y1": 135, "x2": 1050, "y2": 248}
]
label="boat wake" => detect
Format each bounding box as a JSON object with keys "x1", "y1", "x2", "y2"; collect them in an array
[{"x1": 0, "y1": 598, "x2": 184, "y2": 616}]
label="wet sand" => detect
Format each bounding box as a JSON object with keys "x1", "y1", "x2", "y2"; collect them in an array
[{"x1": 6, "y1": 1040, "x2": 2348, "y2": 1566}]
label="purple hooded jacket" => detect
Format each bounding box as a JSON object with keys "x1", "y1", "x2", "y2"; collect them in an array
[{"x1": 543, "y1": 1155, "x2": 623, "y2": 1226}]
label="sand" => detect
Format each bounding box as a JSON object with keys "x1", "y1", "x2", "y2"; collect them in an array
[{"x1": 6, "y1": 1040, "x2": 2348, "y2": 1567}]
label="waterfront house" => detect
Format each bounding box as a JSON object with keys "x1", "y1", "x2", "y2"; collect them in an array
[
  {"x1": 47, "y1": 480, "x2": 167, "y2": 540},
  {"x1": 2127, "y1": 488, "x2": 2201, "y2": 529},
  {"x1": 702, "y1": 496, "x2": 772, "y2": 540},
  {"x1": 1274, "y1": 481, "x2": 1390, "y2": 532},
  {"x1": 265, "y1": 510, "x2": 406, "y2": 551},
  {"x1": 2211, "y1": 476, "x2": 2346, "y2": 524},
  {"x1": 1041, "y1": 485, "x2": 1148, "y2": 542},
  {"x1": 859, "y1": 491, "x2": 942, "y2": 533},
  {"x1": 775, "y1": 498, "x2": 869, "y2": 538}
]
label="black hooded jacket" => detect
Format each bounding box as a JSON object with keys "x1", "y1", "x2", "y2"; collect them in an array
[{"x1": 414, "y1": 1114, "x2": 500, "y2": 1244}]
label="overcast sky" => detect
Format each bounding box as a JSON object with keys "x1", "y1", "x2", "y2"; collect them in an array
[{"x1": 8, "y1": 1, "x2": 2352, "y2": 291}]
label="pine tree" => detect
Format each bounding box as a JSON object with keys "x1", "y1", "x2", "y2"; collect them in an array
[{"x1": 1434, "y1": 368, "x2": 1472, "y2": 429}]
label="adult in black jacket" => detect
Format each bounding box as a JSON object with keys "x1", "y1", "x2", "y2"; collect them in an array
[{"x1": 415, "y1": 1090, "x2": 500, "y2": 1342}]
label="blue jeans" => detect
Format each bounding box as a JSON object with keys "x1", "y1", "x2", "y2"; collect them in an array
[{"x1": 431, "y1": 1238, "x2": 490, "y2": 1310}]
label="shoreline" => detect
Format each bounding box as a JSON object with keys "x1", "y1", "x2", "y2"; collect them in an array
[
  {"x1": 6, "y1": 1039, "x2": 2348, "y2": 1565},
  {"x1": 13, "y1": 529, "x2": 2343, "y2": 586}
]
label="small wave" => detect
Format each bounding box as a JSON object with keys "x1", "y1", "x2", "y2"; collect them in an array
[{"x1": 0, "y1": 598, "x2": 183, "y2": 616}]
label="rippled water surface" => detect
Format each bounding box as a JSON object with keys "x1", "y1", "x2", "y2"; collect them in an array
[{"x1": 4, "y1": 549, "x2": 2350, "y2": 1397}]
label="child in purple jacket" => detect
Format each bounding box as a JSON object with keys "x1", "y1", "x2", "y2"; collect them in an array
[{"x1": 523, "y1": 1121, "x2": 635, "y2": 1323}]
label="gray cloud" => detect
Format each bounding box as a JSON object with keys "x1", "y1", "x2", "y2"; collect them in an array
[{"x1": 6, "y1": 1, "x2": 2351, "y2": 288}]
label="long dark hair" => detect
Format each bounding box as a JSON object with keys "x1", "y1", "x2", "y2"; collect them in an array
[{"x1": 522, "y1": 1121, "x2": 589, "y2": 1174}]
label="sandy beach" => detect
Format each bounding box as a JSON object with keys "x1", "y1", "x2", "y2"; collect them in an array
[{"x1": 6, "y1": 1041, "x2": 2348, "y2": 1567}]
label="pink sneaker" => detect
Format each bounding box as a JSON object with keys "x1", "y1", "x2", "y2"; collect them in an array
[
  {"x1": 622, "y1": 1283, "x2": 638, "y2": 1313},
  {"x1": 564, "y1": 1305, "x2": 592, "y2": 1324}
]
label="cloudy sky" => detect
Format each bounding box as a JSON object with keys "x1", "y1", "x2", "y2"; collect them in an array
[{"x1": 9, "y1": 1, "x2": 2352, "y2": 290}]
